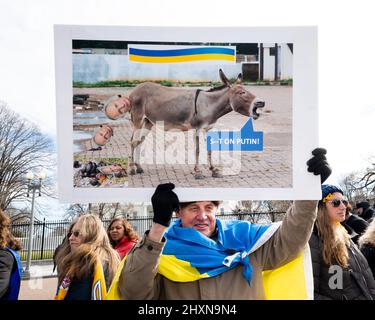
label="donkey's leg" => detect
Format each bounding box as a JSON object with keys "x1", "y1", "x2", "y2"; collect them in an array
[
  {"x1": 194, "y1": 130, "x2": 204, "y2": 179},
  {"x1": 208, "y1": 149, "x2": 223, "y2": 178},
  {"x1": 205, "y1": 129, "x2": 223, "y2": 178},
  {"x1": 128, "y1": 131, "x2": 138, "y2": 176},
  {"x1": 132, "y1": 118, "x2": 153, "y2": 174},
  {"x1": 129, "y1": 134, "x2": 147, "y2": 175}
]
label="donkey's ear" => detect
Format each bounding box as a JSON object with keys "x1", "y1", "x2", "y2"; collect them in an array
[
  {"x1": 219, "y1": 69, "x2": 231, "y2": 86},
  {"x1": 236, "y1": 73, "x2": 243, "y2": 84}
]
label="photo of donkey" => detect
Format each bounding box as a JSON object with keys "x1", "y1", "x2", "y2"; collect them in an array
[
  {"x1": 72, "y1": 41, "x2": 293, "y2": 189},
  {"x1": 116, "y1": 69, "x2": 265, "y2": 179},
  {"x1": 73, "y1": 75, "x2": 292, "y2": 188}
]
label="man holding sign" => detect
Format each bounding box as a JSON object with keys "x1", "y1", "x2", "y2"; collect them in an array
[{"x1": 110, "y1": 148, "x2": 331, "y2": 300}]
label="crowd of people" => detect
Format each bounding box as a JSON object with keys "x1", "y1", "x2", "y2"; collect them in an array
[{"x1": 1, "y1": 148, "x2": 375, "y2": 300}]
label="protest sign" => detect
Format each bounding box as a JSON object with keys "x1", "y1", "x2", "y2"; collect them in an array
[{"x1": 54, "y1": 25, "x2": 320, "y2": 202}]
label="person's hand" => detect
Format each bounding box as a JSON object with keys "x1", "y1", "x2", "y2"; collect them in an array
[
  {"x1": 151, "y1": 183, "x2": 180, "y2": 227},
  {"x1": 306, "y1": 148, "x2": 332, "y2": 184}
]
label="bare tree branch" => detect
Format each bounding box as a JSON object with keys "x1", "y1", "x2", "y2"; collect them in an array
[{"x1": 0, "y1": 102, "x2": 55, "y2": 212}]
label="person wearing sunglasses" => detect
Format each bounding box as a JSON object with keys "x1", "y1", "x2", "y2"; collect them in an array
[
  {"x1": 309, "y1": 184, "x2": 375, "y2": 300},
  {"x1": 54, "y1": 214, "x2": 120, "y2": 300}
]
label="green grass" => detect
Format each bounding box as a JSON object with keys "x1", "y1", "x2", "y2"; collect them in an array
[
  {"x1": 73, "y1": 80, "x2": 140, "y2": 88},
  {"x1": 19, "y1": 250, "x2": 55, "y2": 261},
  {"x1": 74, "y1": 156, "x2": 128, "y2": 167},
  {"x1": 74, "y1": 80, "x2": 174, "y2": 88},
  {"x1": 252, "y1": 79, "x2": 293, "y2": 86},
  {"x1": 280, "y1": 79, "x2": 293, "y2": 86}
]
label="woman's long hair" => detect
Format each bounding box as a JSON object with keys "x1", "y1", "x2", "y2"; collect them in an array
[
  {"x1": 358, "y1": 219, "x2": 375, "y2": 248},
  {"x1": 0, "y1": 209, "x2": 21, "y2": 251},
  {"x1": 316, "y1": 202, "x2": 350, "y2": 267},
  {"x1": 107, "y1": 217, "x2": 138, "y2": 246},
  {"x1": 55, "y1": 214, "x2": 120, "y2": 284}
]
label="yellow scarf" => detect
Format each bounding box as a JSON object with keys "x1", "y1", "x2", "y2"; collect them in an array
[{"x1": 55, "y1": 261, "x2": 107, "y2": 300}]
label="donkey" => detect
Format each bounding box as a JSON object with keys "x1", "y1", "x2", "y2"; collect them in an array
[{"x1": 125, "y1": 69, "x2": 265, "y2": 179}]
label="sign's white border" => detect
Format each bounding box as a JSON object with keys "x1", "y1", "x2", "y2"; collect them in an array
[{"x1": 54, "y1": 25, "x2": 320, "y2": 203}]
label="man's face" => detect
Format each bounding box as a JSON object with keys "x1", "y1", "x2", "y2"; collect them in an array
[
  {"x1": 177, "y1": 201, "x2": 217, "y2": 237},
  {"x1": 105, "y1": 96, "x2": 131, "y2": 120},
  {"x1": 93, "y1": 125, "x2": 113, "y2": 146}
]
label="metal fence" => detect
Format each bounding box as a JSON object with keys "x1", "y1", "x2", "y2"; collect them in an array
[{"x1": 10, "y1": 212, "x2": 285, "y2": 261}]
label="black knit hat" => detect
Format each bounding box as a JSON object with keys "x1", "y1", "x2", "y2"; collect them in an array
[{"x1": 356, "y1": 201, "x2": 370, "y2": 211}]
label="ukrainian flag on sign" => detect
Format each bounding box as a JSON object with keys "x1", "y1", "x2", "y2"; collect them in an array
[{"x1": 128, "y1": 45, "x2": 236, "y2": 64}]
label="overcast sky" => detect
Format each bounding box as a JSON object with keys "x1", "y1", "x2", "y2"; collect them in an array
[{"x1": 1, "y1": 0, "x2": 374, "y2": 218}]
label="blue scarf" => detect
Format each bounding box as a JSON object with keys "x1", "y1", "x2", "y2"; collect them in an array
[{"x1": 163, "y1": 219, "x2": 278, "y2": 284}]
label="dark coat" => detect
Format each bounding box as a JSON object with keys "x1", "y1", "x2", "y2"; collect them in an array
[
  {"x1": 360, "y1": 243, "x2": 375, "y2": 280},
  {"x1": 60, "y1": 263, "x2": 110, "y2": 300},
  {"x1": 64, "y1": 275, "x2": 94, "y2": 300},
  {"x1": 0, "y1": 249, "x2": 14, "y2": 299},
  {"x1": 345, "y1": 214, "x2": 369, "y2": 244},
  {"x1": 362, "y1": 208, "x2": 375, "y2": 223},
  {"x1": 309, "y1": 228, "x2": 375, "y2": 300}
]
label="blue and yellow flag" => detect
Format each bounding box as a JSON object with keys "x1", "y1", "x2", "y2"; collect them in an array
[
  {"x1": 128, "y1": 45, "x2": 236, "y2": 64},
  {"x1": 161, "y1": 219, "x2": 278, "y2": 283},
  {"x1": 106, "y1": 219, "x2": 313, "y2": 300}
]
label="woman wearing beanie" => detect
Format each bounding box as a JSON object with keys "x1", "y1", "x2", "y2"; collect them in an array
[{"x1": 309, "y1": 184, "x2": 375, "y2": 300}]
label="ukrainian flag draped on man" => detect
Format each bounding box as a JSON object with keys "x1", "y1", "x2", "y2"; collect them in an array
[{"x1": 106, "y1": 217, "x2": 313, "y2": 300}]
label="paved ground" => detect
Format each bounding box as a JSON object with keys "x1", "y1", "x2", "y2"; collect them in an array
[
  {"x1": 19, "y1": 277, "x2": 57, "y2": 300},
  {"x1": 19, "y1": 263, "x2": 57, "y2": 300},
  {"x1": 74, "y1": 85, "x2": 292, "y2": 188}
]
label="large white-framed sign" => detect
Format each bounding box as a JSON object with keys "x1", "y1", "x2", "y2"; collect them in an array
[{"x1": 54, "y1": 25, "x2": 320, "y2": 203}]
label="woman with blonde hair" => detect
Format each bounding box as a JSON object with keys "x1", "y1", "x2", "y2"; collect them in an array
[
  {"x1": 358, "y1": 219, "x2": 375, "y2": 278},
  {"x1": 309, "y1": 185, "x2": 375, "y2": 299},
  {"x1": 107, "y1": 217, "x2": 138, "y2": 260},
  {"x1": 54, "y1": 214, "x2": 120, "y2": 300},
  {"x1": 0, "y1": 209, "x2": 22, "y2": 300}
]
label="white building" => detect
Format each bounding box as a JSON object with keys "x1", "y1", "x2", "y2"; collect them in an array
[
  {"x1": 260, "y1": 43, "x2": 293, "y2": 81},
  {"x1": 73, "y1": 43, "x2": 293, "y2": 83}
]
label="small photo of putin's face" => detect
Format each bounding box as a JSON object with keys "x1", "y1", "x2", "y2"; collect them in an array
[
  {"x1": 93, "y1": 124, "x2": 113, "y2": 146},
  {"x1": 104, "y1": 95, "x2": 131, "y2": 120}
]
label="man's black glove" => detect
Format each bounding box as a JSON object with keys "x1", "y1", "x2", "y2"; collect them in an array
[
  {"x1": 306, "y1": 148, "x2": 332, "y2": 184},
  {"x1": 151, "y1": 183, "x2": 180, "y2": 227}
]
